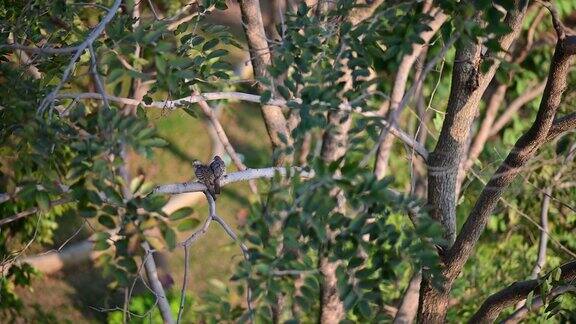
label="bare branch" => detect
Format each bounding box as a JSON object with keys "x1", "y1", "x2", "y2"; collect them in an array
[
  {"x1": 380, "y1": 119, "x2": 429, "y2": 161},
  {"x1": 142, "y1": 241, "x2": 175, "y2": 324},
  {"x1": 463, "y1": 84, "x2": 508, "y2": 178},
  {"x1": 153, "y1": 167, "x2": 313, "y2": 195},
  {"x1": 489, "y1": 80, "x2": 548, "y2": 137},
  {"x1": 546, "y1": 112, "x2": 576, "y2": 140},
  {"x1": 393, "y1": 270, "x2": 422, "y2": 324},
  {"x1": 539, "y1": 0, "x2": 566, "y2": 40},
  {"x1": 0, "y1": 193, "x2": 11, "y2": 204},
  {"x1": 531, "y1": 188, "x2": 552, "y2": 278},
  {"x1": 56, "y1": 91, "x2": 290, "y2": 108},
  {"x1": 88, "y1": 45, "x2": 109, "y2": 109},
  {"x1": 57, "y1": 91, "x2": 425, "y2": 162},
  {"x1": 177, "y1": 191, "x2": 214, "y2": 324}
]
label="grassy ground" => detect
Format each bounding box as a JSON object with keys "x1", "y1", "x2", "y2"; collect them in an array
[{"x1": 12, "y1": 102, "x2": 270, "y2": 323}]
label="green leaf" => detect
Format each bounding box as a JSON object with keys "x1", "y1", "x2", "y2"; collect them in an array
[
  {"x1": 118, "y1": 257, "x2": 138, "y2": 273},
  {"x1": 130, "y1": 176, "x2": 144, "y2": 194},
  {"x1": 163, "y1": 227, "x2": 177, "y2": 250},
  {"x1": 35, "y1": 191, "x2": 50, "y2": 211},
  {"x1": 99, "y1": 215, "x2": 116, "y2": 229},
  {"x1": 170, "y1": 207, "x2": 194, "y2": 220},
  {"x1": 94, "y1": 239, "x2": 110, "y2": 251},
  {"x1": 206, "y1": 49, "x2": 228, "y2": 60},
  {"x1": 103, "y1": 187, "x2": 123, "y2": 205},
  {"x1": 526, "y1": 291, "x2": 534, "y2": 310},
  {"x1": 277, "y1": 85, "x2": 291, "y2": 99},
  {"x1": 141, "y1": 138, "x2": 168, "y2": 147},
  {"x1": 177, "y1": 218, "x2": 201, "y2": 231},
  {"x1": 260, "y1": 90, "x2": 272, "y2": 104},
  {"x1": 155, "y1": 56, "x2": 167, "y2": 74},
  {"x1": 202, "y1": 38, "x2": 219, "y2": 52},
  {"x1": 553, "y1": 267, "x2": 562, "y2": 282},
  {"x1": 357, "y1": 300, "x2": 371, "y2": 318},
  {"x1": 146, "y1": 236, "x2": 165, "y2": 250}
]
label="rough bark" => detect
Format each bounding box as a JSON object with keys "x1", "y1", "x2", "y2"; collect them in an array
[
  {"x1": 417, "y1": 275, "x2": 451, "y2": 323},
  {"x1": 446, "y1": 33, "x2": 576, "y2": 282},
  {"x1": 420, "y1": 1, "x2": 530, "y2": 322},
  {"x1": 426, "y1": 0, "x2": 528, "y2": 245},
  {"x1": 321, "y1": 111, "x2": 353, "y2": 163},
  {"x1": 238, "y1": 0, "x2": 293, "y2": 166},
  {"x1": 316, "y1": 2, "x2": 348, "y2": 321},
  {"x1": 420, "y1": 21, "x2": 576, "y2": 323},
  {"x1": 469, "y1": 261, "x2": 576, "y2": 323},
  {"x1": 318, "y1": 255, "x2": 345, "y2": 324},
  {"x1": 502, "y1": 285, "x2": 576, "y2": 324}
]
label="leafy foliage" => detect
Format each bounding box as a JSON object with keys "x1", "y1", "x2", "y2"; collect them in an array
[{"x1": 1, "y1": 0, "x2": 576, "y2": 323}]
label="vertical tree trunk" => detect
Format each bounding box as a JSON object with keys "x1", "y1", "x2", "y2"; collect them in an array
[
  {"x1": 417, "y1": 275, "x2": 451, "y2": 324},
  {"x1": 238, "y1": 0, "x2": 293, "y2": 166},
  {"x1": 393, "y1": 271, "x2": 422, "y2": 324}
]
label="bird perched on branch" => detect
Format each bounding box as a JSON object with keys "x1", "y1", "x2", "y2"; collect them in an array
[{"x1": 193, "y1": 155, "x2": 226, "y2": 200}]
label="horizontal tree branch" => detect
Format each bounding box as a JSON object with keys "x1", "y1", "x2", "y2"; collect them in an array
[
  {"x1": 0, "y1": 197, "x2": 73, "y2": 227},
  {"x1": 502, "y1": 285, "x2": 576, "y2": 323},
  {"x1": 56, "y1": 92, "x2": 427, "y2": 160},
  {"x1": 153, "y1": 167, "x2": 314, "y2": 195},
  {"x1": 0, "y1": 43, "x2": 79, "y2": 54},
  {"x1": 546, "y1": 112, "x2": 576, "y2": 140},
  {"x1": 469, "y1": 261, "x2": 576, "y2": 323},
  {"x1": 56, "y1": 91, "x2": 290, "y2": 109}
]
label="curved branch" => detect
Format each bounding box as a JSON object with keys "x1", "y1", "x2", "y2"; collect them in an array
[
  {"x1": 502, "y1": 285, "x2": 576, "y2": 324},
  {"x1": 374, "y1": 7, "x2": 447, "y2": 178},
  {"x1": 469, "y1": 261, "x2": 576, "y2": 323},
  {"x1": 56, "y1": 92, "x2": 426, "y2": 160},
  {"x1": 546, "y1": 112, "x2": 576, "y2": 140}
]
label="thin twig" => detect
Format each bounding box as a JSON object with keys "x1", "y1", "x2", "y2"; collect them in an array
[
  {"x1": 0, "y1": 197, "x2": 72, "y2": 226},
  {"x1": 88, "y1": 45, "x2": 109, "y2": 109},
  {"x1": 37, "y1": 0, "x2": 122, "y2": 114}
]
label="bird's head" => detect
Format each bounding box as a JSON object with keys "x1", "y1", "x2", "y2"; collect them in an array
[
  {"x1": 193, "y1": 160, "x2": 202, "y2": 167},
  {"x1": 213, "y1": 155, "x2": 223, "y2": 163}
]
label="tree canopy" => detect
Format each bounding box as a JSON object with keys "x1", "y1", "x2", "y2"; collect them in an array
[{"x1": 1, "y1": 0, "x2": 576, "y2": 323}]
